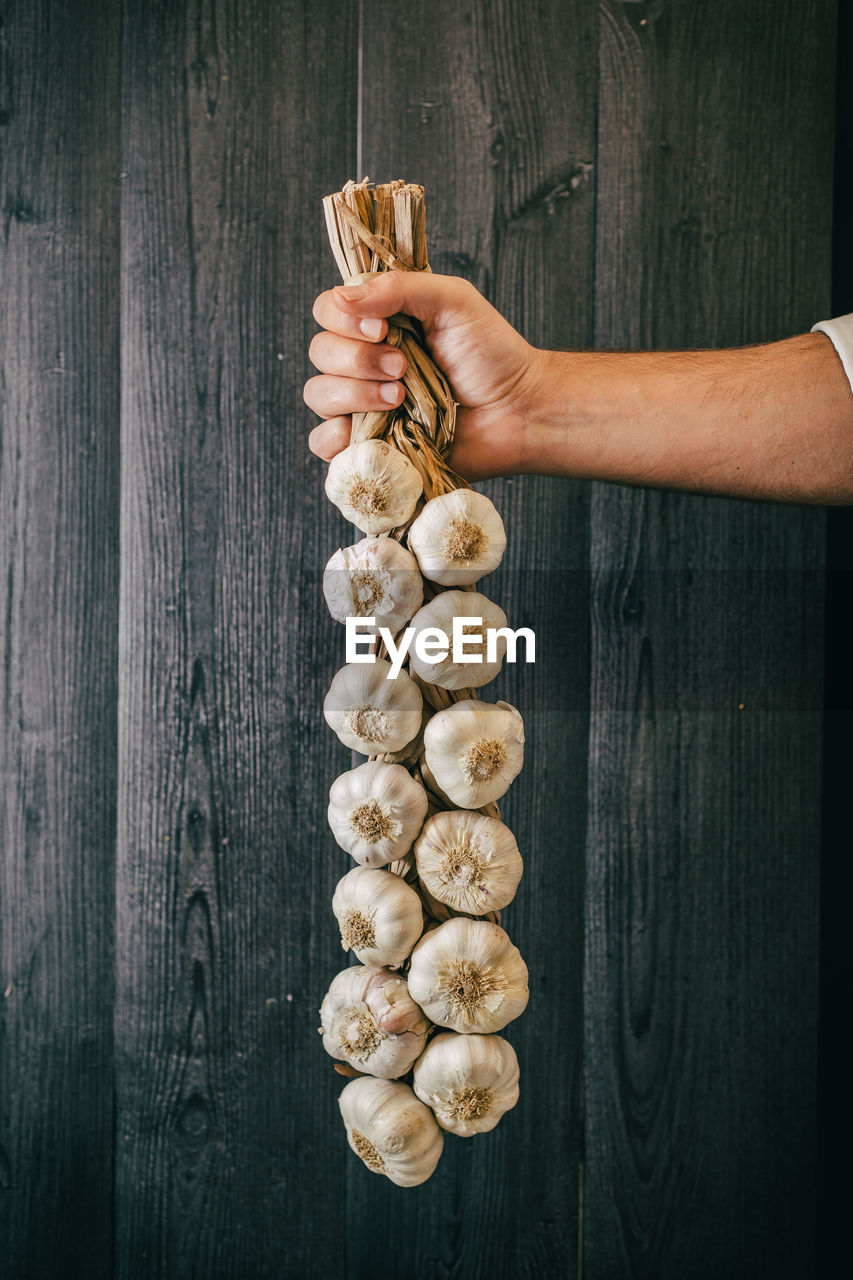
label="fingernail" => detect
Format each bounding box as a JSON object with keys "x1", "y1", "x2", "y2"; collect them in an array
[
  {"x1": 380, "y1": 351, "x2": 405, "y2": 377},
  {"x1": 360, "y1": 317, "x2": 383, "y2": 340},
  {"x1": 336, "y1": 283, "x2": 369, "y2": 301},
  {"x1": 380, "y1": 381, "x2": 401, "y2": 404}
]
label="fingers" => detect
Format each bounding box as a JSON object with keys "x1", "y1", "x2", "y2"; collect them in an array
[
  {"x1": 308, "y1": 406, "x2": 503, "y2": 481},
  {"x1": 306, "y1": 314, "x2": 408, "y2": 423},
  {"x1": 303, "y1": 372, "x2": 405, "y2": 418},
  {"x1": 312, "y1": 291, "x2": 389, "y2": 342},
  {"x1": 308, "y1": 330, "x2": 406, "y2": 381},
  {"x1": 308, "y1": 415, "x2": 353, "y2": 461},
  {"x1": 306, "y1": 322, "x2": 409, "y2": 422},
  {"x1": 314, "y1": 272, "x2": 484, "y2": 335},
  {"x1": 306, "y1": 272, "x2": 493, "y2": 472}
]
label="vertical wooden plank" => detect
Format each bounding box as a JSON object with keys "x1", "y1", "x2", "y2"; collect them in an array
[
  {"x1": 356, "y1": 3, "x2": 595, "y2": 1275},
  {"x1": 116, "y1": 1, "x2": 357, "y2": 1274},
  {"x1": 0, "y1": 2, "x2": 120, "y2": 1276},
  {"x1": 819, "y1": 8, "x2": 853, "y2": 1273},
  {"x1": 585, "y1": 1, "x2": 834, "y2": 1275}
]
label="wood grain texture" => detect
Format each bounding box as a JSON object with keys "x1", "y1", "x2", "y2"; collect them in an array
[
  {"x1": 0, "y1": 2, "x2": 120, "y2": 1276},
  {"x1": 116, "y1": 2, "x2": 357, "y2": 1274},
  {"x1": 1, "y1": 1, "x2": 839, "y2": 1272},
  {"x1": 819, "y1": 7, "x2": 853, "y2": 1272},
  {"x1": 585, "y1": 2, "x2": 835, "y2": 1275},
  {"x1": 356, "y1": 4, "x2": 596, "y2": 1275}
]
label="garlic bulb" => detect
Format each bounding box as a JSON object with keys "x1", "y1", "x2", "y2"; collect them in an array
[
  {"x1": 319, "y1": 965, "x2": 429, "y2": 1078},
  {"x1": 414, "y1": 810, "x2": 523, "y2": 914},
  {"x1": 325, "y1": 439, "x2": 423, "y2": 534},
  {"x1": 328, "y1": 760, "x2": 429, "y2": 867},
  {"x1": 407, "y1": 590, "x2": 508, "y2": 690},
  {"x1": 324, "y1": 659, "x2": 423, "y2": 755},
  {"x1": 407, "y1": 917, "x2": 529, "y2": 1033},
  {"x1": 338, "y1": 1076, "x2": 444, "y2": 1187},
  {"x1": 407, "y1": 490, "x2": 507, "y2": 586},
  {"x1": 323, "y1": 537, "x2": 423, "y2": 634},
  {"x1": 423, "y1": 700, "x2": 525, "y2": 808},
  {"x1": 412, "y1": 1032, "x2": 520, "y2": 1136},
  {"x1": 332, "y1": 866, "x2": 424, "y2": 968}
]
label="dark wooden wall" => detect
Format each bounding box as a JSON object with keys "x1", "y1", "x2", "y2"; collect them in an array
[{"x1": 0, "y1": 2, "x2": 837, "y2": 1277}]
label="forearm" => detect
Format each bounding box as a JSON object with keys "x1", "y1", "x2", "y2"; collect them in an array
[{"x1": 520, "y1": 333, "x2": 853, "y2": 504}]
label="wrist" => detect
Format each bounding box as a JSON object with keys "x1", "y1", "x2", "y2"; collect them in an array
[
  {"x1": 516, "y1": 348, "x2": 590, "y2": 476},
  {"x1": 513, "y1": 348, "x2": 566, "y2": 475}
]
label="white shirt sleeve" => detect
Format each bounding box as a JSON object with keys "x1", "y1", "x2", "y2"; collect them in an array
[{"x1": 811, "y1": 314, "x2": 853, "y2": 393}]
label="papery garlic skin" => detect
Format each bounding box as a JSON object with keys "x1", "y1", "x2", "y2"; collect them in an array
[
  {"x1": 323, "y1": 537, "x2": 424, "y2": 634},
  {"x1": 324, "y1": 659, "x2": 423, "y2": 755},
  {"x1": 338, "y1": 1077, "x2": 444, "y2": 1187},
  {"x1": 407, "y1": 590, "x2": 508, "y2": 690},
  {"x1": 407, "y1": 917, "x2": 529, "y2": 1033},
  {"x1": 328, "y1": 760, "x2": 429, "y2": 867},
  {"x1": 385, "y1": 847, "x2": 417, "y2": 881},
  {"x1": 412, "y1": 1032, "x2": 520, "y2": 1136},
  {"x1": 319, "y1": 965, "x2": 430, "y2": 1078},
  {"x1": 332, "y1": 866, "x2": 424, "y2": 968},
  {"x1": 407, "y1": 490, "x2": 507, "y2": 586},
  {"x1": 325, "y1": 440, "x2": 424, "y2": 534},
  {"x1": 423, "y1": 700, "x2": 525, "y2": 808},
  {"x1": 414, "y1": 810, "x2": 523, "y2": 915}
]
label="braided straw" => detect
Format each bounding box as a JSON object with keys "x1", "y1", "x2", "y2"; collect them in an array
[{"x1": 322, "y1": 180, "x2": 469, "y2": 499}]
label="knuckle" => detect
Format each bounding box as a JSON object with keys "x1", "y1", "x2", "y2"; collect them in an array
[
  {"x1": 379, "y1": 273, "x2": 403, "y2": 310},
  {"x1": 450, "y1": 274, "x2": 477, "y2": 301},
  {"x1": 350, "y1": 342, "x2": 371, "y2": 374}
]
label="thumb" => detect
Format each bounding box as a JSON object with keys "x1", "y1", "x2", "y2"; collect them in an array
[{"x1": 333, "y1": 271, "x2": 484, "y2": 333}]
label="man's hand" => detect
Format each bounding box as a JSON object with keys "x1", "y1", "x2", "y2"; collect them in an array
[
  {"x1": 305, "y1": 271, "x2": 853, "y2": 503},
  {"x1": 304, "y1": 273, "x2": 547, "y2": 480}
]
